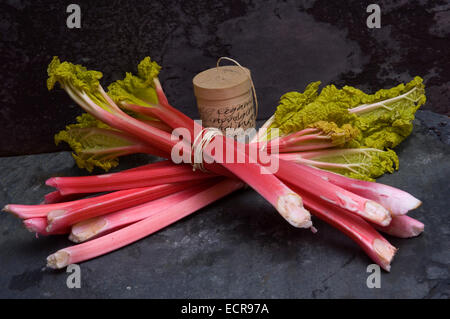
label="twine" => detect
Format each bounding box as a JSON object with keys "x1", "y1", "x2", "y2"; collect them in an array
[
  {"x1": 191, "y1": 127, "x2": 223, "y2": 172},
  {"x1": 191, "y1": 127, "x2": 249, "y2": 189},
  {"x1": 216, "y1": 57, "x2": 258, "y2": 121}
]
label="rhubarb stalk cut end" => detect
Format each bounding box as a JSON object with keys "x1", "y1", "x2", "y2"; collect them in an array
[
  {"x1": 365, "y1": 201, "x2": 392, "y2": 226},
  {"x1": 69, "y1": 218, "x2": 108, "y2": 243},
  {"x1": 412, "y1": 223, "x2": 425, "y2": 237},
  {"x1": 47, "y1": 209, "x2": 67, "y2": 224},
  {"x1": 68, "y1": 233, "x2": 81, "y2": 243},
  {"x1": 47, "y1": 250, "x2": 70, "y2": 269},
  {"x1": 373, "y1": 238, "x2": 397, "y2": 272},
  {"x1": 277, "y1": 193, "x2": 312, "y2": 228}
]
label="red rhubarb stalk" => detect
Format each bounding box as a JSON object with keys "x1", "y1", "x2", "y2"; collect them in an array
[
  {"x1": 23, "y1": 218, "x2": 69, "y2": 236},
  {"x1": 149, "y1": 77, "x2": 312, "y2": 229},
  {"x1": 275, "y1": 159, "x2": 392, "y2": 226},
  {"x1": 273, "y1": 143, "x2": 336, "y2": 153},
  {"x1": 372, "y1": 215, "x2": 424, "y2": 238},
  {"x1": 4, "y1": 201, "x2": 85, "y2": 219},
  {"x1": 287, "y1": 182, "x2": 397, "y2": 271},
  {"x1": 46, "y1": 179, "x2": 244, "y2": 268},
  {"x1": 153, "y1": 80, "x2": 313, "y2": 228},
  {"x1": 69, "y1": 179, "x2": 226, "y2": 242},
  {"x1": 156, "y1": 77, "x2": 315, "y2": 228},
  {"x1": 44, "y1": 191, "x2": 89, "y2": 204},
  {"x1": 5, "y1": 180, "x2": 196, "y2": 220},
  {"x1": 43, "y1": 161, "x2": 174, "y2": 203},
  {"x1": 46, "y1": 164, "x2": 215, "y2": 195},
  {"x1": 299, "y1": 165, "x2": 422, "y2": 215},
  {"x1": 47, "y1": 181, "x2": 207, "y2": 232}
]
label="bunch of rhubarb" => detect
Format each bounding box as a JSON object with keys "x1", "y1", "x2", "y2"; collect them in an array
[{"x1": 3, "y1": 57, "x2": 425, "y2": 271}]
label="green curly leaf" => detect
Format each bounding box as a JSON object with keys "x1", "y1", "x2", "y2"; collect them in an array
[
  {"x1": 55, "y1": 114, "x2": 139, "y2": 172},
  {"x1": 107, "y1": 57, "x2": 161, "y2": 107}
]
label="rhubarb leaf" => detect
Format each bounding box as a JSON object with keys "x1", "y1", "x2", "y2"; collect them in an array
[
  {"x1": 47, "y1": 57, "x2": 102, "y2": 92},
  {"x1": 107, "y1": 57, "x2": 161, "y2": 107},
  {"x1": 352, "y1": 76, "x2": 426, "y2": 149},
  {"x1": 272, "y1": 81, "x2": 321, "y2": 132},
  {"x1": 47, "y1": 57, "x2": 112, "y2": 112},
  {"x1": 55, "y1": 114, "x2": 139, "y2": 172},
  {"x1": 270, "y1": 77, "x2": 426, "y2": 150},
  {"x1": 268, "y1": 77, "x2": 425, "y2": 180},
  {"x1": 307, "y1": 121, "x2": 360, "y2": 147},
  {"x1": 306, "y1": 148, "x2": 399, "y2": 181},
  {"x1": 270, "y1": 83, "x2": 357, "y2": 136}
]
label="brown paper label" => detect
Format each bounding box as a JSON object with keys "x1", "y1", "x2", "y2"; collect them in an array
[{"x1": 199, "y1": 95, "x2": 256, "y2": 132}]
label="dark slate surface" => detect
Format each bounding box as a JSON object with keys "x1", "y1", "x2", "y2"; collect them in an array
[
  {"x1": 1, "y1": 0, "x2": 449, "y2": 155},
  {"x1": 0, "y1": 111, "x2": 449, "y2": 298}
]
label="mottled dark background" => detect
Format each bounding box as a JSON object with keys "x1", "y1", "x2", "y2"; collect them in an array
[
  {"x1": 1, "y1": 1, "x2": 449, "y2": 299},
  {"x1": 1, "y1": 0, "x2": 449, "y2": 156}
]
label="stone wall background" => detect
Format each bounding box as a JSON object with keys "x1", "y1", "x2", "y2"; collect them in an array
[{"x1": 1, "y1": 0, "x2": 449, "y2": 156}]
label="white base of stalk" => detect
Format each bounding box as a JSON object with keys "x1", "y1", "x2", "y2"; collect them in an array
[
  {"x1": 277, "y1": 194, "x2": 312, "y2": 228},
  {"x1": 69, "y1": 218, "x2": 108, "y2": 243},
  {"x1": 372, "y1": 239, "x2": 397, "y2": 272},
  {"x1": 47, "y1": 251, "x2": 71, "y2": 269},
  {"x1": 364, "y1": 201, "x2": 392, "y2": 226}
]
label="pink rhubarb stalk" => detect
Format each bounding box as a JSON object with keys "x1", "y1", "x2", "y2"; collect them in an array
[
  {"x1": 69, "y1": 179, "x2": 226, "y2": 242},
  {"x1": 47, "y1": 179, "x2": 244, "y2": 268},
  {"x1": 5, "y1": 162, "x2": 180, "y2": 218},
  {"x1": 263, "y1": 126, "x2": 351, "y2": 154},
  {"x1": 202, "y1": 143, "x2": 312, "y2": 228},
  {"x1": 5, "y1": 180, "x2": 195, "y2": 220},
  {"x1": 46, "y1": 181, "x2": 206, "y2": 232},
  {"x1": 44, "y1": 191, "x2": 89, "y2": 204},
  {"x1": 135, "y1": 80, "x2": 313, "y2": 229},
  {"x1": 65, "y1": 84, "x2": 177, "y2": 155},
  {"x1": 287, "y1": 182, "x2": 397, "y2": 271},
  {"x1": 23, "y1": 218, "x2": 69, "y2": 236},
  {"x1": 46, "y1": 164, "x2": 215, "y2": 195},
  {"x1": 275, "y1": 159, "x2": 392, "y2": 226},
  {"x1": 149, "y1": 79, "x2": 314, "y2": 228},
  {"x1": 273, "y1": 143, "x2": 336, "y2": 153},
  {"x1": 299, "y1": 165, "x2": 422, "y2": 216},
  {"x1": 4, "y1": 200, "x2": 86, "y2": 219},
  {"x1": 372, "y1": 215, "x2": 424, "y2": 238},
  {"x1": 266, "y1": 131, "x2": 336, "y2": 153}
]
